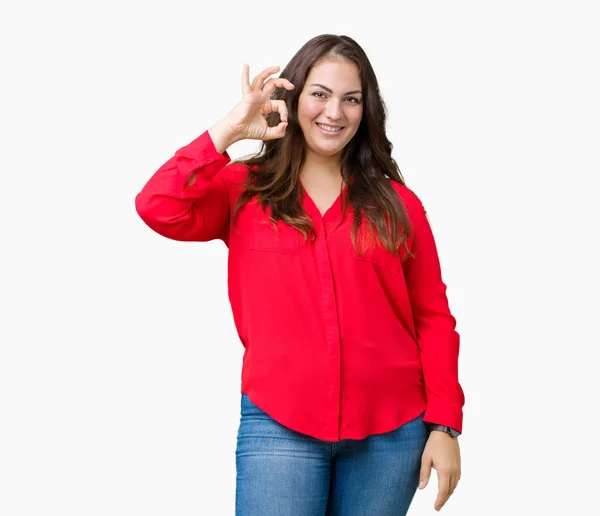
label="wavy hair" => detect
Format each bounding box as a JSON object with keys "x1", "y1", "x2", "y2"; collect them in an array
[{"x1": 231, "y1": 34, "x2": 412, "y2": 258}]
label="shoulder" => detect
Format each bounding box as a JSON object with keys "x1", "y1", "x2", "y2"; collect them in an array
[{"x1": 388, "y1": 179, "x2": 425, "y2": 213}]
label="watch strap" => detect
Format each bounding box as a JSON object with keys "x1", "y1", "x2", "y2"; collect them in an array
[{"x1": 429, "y1": 424, "x2": 461, "y2": 438}]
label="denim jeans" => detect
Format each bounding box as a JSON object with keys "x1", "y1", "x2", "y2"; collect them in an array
[{"x1": 235, "y1": 393, "x2": 430, "y2": 515}]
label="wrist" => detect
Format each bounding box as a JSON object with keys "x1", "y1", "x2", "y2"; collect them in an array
[
  {"x1": 430, "y1": 429, "x2": 456, "y2": 439},
  {"x1": 209, "y1": 119, "x2": 241, "y2": 154}
]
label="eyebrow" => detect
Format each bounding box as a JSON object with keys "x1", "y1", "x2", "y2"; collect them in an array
[{"x1": 309, "y1": 83, "x2": 363, "y2": 95}]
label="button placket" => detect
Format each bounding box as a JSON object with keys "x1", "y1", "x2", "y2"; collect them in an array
[{"x1": 309, "y1": 209, "x2": 343, "y2": 440}]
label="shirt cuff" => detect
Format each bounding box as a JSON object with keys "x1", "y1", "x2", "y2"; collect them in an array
[
  {"x1": 174, "y1": 129, "x2": 231, "y2": 167},
  {"x1": 423, "y1": 400, "x2": 463, "y2": 434}
]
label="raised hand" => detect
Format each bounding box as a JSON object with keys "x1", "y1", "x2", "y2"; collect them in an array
[{"x1": 223, "y1": 64, "x2": 295, "y2": 141}]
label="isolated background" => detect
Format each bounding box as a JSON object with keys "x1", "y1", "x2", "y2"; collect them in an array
[{"x1": 1, "y1": 1, "x2": 598, "y2": 514}]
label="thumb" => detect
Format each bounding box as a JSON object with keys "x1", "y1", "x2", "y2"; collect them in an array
[
  {"x1": 265, "y1": 121, "x2": 288, "y2": 140},
  {"x1": 419, "y1": 458, "x2": 432, "y2": 490}
]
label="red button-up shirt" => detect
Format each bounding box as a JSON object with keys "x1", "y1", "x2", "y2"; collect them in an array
[{"x1": 135, "y1": 129, "x2": 465, "y2": 442}]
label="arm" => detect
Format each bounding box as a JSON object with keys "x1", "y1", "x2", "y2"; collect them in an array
[
  {"x1": 402, "y1": 191, "x2": 465, "y2": 434},
  {"x1": 135, "y1": 120, "x2": 240, "y2": 244}
]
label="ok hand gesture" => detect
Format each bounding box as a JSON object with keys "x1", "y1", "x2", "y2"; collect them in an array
[{"x1": 224, "y1": 64, "x2": 295, "y2": 141}]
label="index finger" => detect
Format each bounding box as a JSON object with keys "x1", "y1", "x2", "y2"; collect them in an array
[
  {"x1": 261, "y1": 78, "x2": 295, "y2": 97},
  {"x1": 251, "y1": 65, "x2": 280, "y2": 91},
  {"x1": 435, "y1": 473, "x2": 451, "y2": 511}
]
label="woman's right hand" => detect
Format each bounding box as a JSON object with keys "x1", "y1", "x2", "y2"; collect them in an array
[{"x1": 223, "y1": 64, "x2": 295, "y2": 142}]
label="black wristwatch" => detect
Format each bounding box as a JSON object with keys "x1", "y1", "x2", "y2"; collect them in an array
[{"x1": 429, "y1": 424, "x2": 461, "y2": 438}]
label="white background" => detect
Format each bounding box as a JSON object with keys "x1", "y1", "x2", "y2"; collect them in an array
[{"x1": 1, "y1": 0, "x2": 598, "y2": 514}]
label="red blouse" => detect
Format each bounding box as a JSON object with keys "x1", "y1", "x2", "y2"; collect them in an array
[{"x1": 135, "y1": 129, "x2": 465, "y2": 442}]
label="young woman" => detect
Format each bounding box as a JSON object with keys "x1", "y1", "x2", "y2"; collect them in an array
[{"x1": 136, "y1": 33, "x2": 465, "y2": 516}]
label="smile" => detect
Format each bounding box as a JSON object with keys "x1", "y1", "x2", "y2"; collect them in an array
[{"x1": 316, "y1": 123, "x2": 344, "y2": 134}]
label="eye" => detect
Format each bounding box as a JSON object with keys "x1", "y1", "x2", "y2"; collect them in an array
[{"x1": 311, "y1": 92, "x2": 362, "y2": 104}]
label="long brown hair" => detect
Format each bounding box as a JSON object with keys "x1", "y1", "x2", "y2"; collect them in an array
[{"x1": 231, "y1": 34, "x2": 412, "y2": 258}]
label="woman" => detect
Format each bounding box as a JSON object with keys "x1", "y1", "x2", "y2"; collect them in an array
[{"x1": 136, "y1": 33, "x2": 464, "y2": 515}]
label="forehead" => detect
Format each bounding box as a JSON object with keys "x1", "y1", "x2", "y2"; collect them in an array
[{"x1": 305, "y1": 59, "x2": 361, "y2": 89}]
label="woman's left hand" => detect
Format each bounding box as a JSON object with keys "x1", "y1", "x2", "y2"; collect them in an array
[{"x1": 418, "y1": 431, "x2": 461, "y2": 511}]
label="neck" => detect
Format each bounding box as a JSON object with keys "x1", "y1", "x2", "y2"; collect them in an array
[{"x1": 300, "y1": 149, "x2": 343, "y2": 184}]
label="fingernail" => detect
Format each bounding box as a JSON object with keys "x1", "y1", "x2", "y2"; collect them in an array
[{"x1": 419, "y1": 480, "x2": 425, "y2": 489}]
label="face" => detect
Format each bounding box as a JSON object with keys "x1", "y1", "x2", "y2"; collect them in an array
[{"x1": 297, "y1": 59, "x2": 364, "y2": 160}]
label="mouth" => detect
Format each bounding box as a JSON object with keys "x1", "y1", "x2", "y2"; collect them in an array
[{"x1": 316, "y1": 122, "x2": 345, "y2": 135}]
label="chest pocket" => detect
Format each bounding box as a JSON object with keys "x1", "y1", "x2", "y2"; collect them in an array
[
  {"x1": 354, "y1": 244, "x2": 402, "y2": 275},
  {"x1": 249, "y1": 221, "x2": 299, "y2": 255}
]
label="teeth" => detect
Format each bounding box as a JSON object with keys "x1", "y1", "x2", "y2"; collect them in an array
[{"x1": 317, "y1": 123, "x2": 342, "y2": 132}]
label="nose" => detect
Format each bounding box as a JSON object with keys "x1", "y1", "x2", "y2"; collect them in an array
[{"x1": 324, "y1": 99, "x2": 343, "y2": 121}]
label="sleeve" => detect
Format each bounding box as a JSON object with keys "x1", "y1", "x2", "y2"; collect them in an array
[
  {"x1": 135, "y1": 130, "x2": 233, "y2": 244},
  {"x1": 402, "y1": 190, "x2": 465, "y2": 433}
]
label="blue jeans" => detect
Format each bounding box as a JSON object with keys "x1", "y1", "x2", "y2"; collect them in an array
[{"x1": 235, "y1": 393, "x2": 430, "y2": 515}]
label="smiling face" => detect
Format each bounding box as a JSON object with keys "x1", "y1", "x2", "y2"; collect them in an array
[{"x1": 297, "y1": 59, "x2": 364, "y2": 162}]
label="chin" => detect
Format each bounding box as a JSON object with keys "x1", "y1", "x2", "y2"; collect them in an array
[{"x1": 311, "y1": 142, "x2": 344, "y2": 155}]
